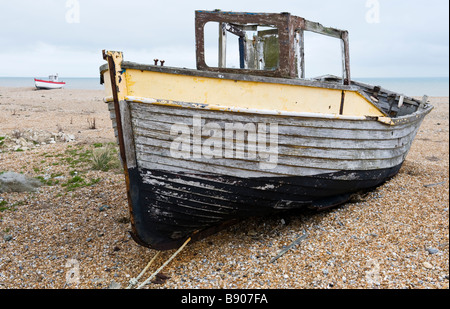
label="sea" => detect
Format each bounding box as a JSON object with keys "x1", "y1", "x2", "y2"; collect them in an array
[
  {"x1": 355, "y1": 77, "x2": 449, "y2": 97},
  {"x1": 0, "y1": 76, "x2": 448, "y2": 96}
]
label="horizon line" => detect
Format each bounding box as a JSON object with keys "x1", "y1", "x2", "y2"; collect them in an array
[{"x1": 1, "y1": 75, "x2": 449, "y2": 79}]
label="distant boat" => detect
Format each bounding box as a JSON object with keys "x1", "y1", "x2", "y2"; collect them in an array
[
  {"x1": 100, "y1": 10, "x2": 433, "y2": 251},
  {"x1": 34, "y1": 74, "x2": 65, "y2": 89}
]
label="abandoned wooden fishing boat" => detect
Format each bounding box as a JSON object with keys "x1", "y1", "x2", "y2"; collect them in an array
[
  {"x1": 34, "y1": 74, "x2": 65, "y2": 89},
  {"x1": 100, "y1": 10, "x2": 433, "y2": 250}
]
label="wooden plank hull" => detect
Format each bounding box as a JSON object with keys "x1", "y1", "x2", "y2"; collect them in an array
[
  {"x1": 105, "y1": 98, "x2": 431, "y2": 250},
  {"x1": 127, "y1": 164, "x2": 403, "y2": 250}
]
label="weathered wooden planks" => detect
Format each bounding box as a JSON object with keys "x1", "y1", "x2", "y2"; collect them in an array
[{"x1": 111, "y1": 101, "x2": 424, "y2": 178}]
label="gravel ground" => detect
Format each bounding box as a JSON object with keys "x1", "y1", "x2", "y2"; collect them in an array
[{"x1": 0, "y1": 87, "x2": 448, "y2": 289}]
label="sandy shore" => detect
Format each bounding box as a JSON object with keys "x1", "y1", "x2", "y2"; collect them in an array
[{"x1": 0, "y1": 86, "x2": 448, "y2": 290}]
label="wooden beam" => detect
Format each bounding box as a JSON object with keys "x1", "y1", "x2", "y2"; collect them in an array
[
  {"x1": 297, "y1": 30, "x2": 305, "y2": 78},
  {"x1": 218, "y1": 22, "x2": 227, "y2": 68},
  {"x1": 304, "y1": 20, "x2": 343, "y2": 39},
  {"x1": 341, "y1": 31, "x2": 351, "y2": 85}
]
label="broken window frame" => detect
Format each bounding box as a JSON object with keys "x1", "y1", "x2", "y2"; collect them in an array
[{"x1": 195, "y1": 10, "x2": 351, "y2": 85}]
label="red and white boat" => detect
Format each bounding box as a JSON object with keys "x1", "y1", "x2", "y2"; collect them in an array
[{"x1": 34, "y1": 74, "x2": 66, "y2": 89}]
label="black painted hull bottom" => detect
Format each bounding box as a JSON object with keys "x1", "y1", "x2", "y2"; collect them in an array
[{"x1": 128, "y1": 163, "x2": 403, "y2": 250}]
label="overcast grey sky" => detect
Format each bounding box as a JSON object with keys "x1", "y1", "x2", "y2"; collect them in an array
[{"x1": 0, "y1": 0, "x2": 448, "y2": 78}]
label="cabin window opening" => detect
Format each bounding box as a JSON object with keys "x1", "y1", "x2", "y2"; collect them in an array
[
  {"x1": 301, "y1": 31, "x2": 343, "y2": 80},
  {"x1": 203, "y1": 22, "x2": 280, "y2": 71},
  {"x1": 204, "y1": 22, "x2": 220, "y2": 68}
]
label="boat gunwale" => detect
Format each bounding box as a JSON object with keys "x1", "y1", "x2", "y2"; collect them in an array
[
  {"x1": 101, "y1": 61, "x2": 358, "y2": 91},
  {"x1": 99, "y1": 61, "x2": 431, "y2": 109},
  {"x1": 100, "y1": 62, "x2": 383, "y2": 107}
]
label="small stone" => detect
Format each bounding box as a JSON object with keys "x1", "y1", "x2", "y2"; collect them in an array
[
  {"x1": 426, "y1": 247, "x2": 439, "y2": 255},
  {"x1": 3, "y1": 234, "x2": 13, "y2": 242},
  {"x1": 99, "y1": 205, "x2": 110, "y2": 212},
  {"x1": 423, "y1": 262, "x2": 433, "y2": 269},
  {"x1": 247, "y1": 231, "x2": 257, "y2": 237},
  {"x1": 108, "y1": 281, "x2": 121, "y2": 289}
]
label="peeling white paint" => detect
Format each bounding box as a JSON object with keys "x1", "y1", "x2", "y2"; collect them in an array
[{"x1": 254, "y1": 184, "x2": 276, "y2": 190}]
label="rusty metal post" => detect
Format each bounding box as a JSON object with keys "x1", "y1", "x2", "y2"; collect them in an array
[
  {"x1": 102, "y1": 50, "x2": 137, "y2": 235},
  {"x1": 102, "y1": 50, "x2": 127, "y2": 168}
]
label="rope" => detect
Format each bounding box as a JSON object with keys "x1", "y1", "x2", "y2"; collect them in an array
[
  {"x1": 134, "y1": 237, "x2": 191, "y2": 289},
  {"x1": 126, "y1": 251, "x2": 161, "y2": 289}
]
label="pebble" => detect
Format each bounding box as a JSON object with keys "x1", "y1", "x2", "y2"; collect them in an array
[
  {"x1": 423, "y1": 262, "x2": 434, "y2": 269},
  {"x1": 108, "y1": 281, "x2": 121, "y2": 289},
  {"x1": 0, "y1": 129, "x2": 76, "y2": 152},
  {"x1": 426, "y1": 248, "x2": 439, "y2": 255},
  {"x1": 99, "y1": 205, "x2": 111, "y2": 212}
]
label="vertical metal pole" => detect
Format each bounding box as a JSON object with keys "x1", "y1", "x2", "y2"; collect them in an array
[
  {"x1": 238, "y1": 36, "x2": 245, "y2": 69},
  {"x1": 102, "y1": 50, "x2": 136, "y2": 235}
]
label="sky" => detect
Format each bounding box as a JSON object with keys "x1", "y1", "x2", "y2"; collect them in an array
[{"x1": 0, "y1": 0, "x2": 448, "y2": 78}]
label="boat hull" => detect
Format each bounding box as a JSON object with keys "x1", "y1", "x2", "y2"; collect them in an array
[
  {"x1": 34, "y1": 79, "x2": 65, "y2": 89},
  {"x1": 106, "y1": 97, "x2": 431, "y2": 250},
  {"x1": 127, "y1": 164, "x2": 402, "y2": 250}
]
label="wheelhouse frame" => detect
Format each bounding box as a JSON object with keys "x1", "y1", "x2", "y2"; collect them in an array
[{"x1": 195, "y1": 10, "x2": 351, "y2": 84}]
